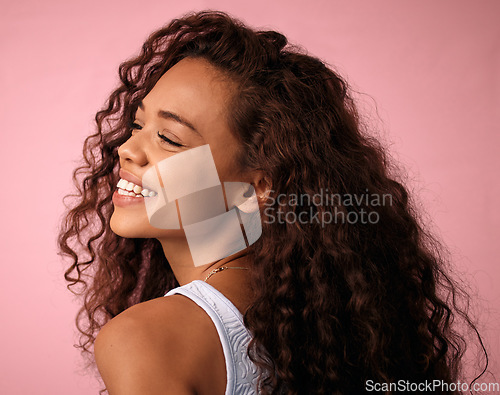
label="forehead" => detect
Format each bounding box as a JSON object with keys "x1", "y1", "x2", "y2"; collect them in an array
[{"x1": 142, "y1": 57, "x2": 232, "y2": 129}]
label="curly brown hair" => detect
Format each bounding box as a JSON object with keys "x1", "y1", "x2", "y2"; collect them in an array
[{"x1": 58, "y1": 10, "x2": 487, "y2": 394}]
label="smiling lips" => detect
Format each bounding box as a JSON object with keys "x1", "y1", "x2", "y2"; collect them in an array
[{"x1": 116, "y1": 178, "x2": 158, "y2": 198}]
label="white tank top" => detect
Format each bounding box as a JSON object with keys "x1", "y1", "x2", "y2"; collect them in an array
[{"x1": 164, "y1": 280, "x2": 260, "y2": 394}]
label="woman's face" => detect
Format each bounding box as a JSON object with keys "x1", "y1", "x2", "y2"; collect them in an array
[{"x1": 110, "y1": 57, "x2": 246, "y2": 238}]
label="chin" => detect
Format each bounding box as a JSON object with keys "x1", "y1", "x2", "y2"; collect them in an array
[
  {"x1": 110, "y1": 213, "x2": 141, "y2": 238},
  {"x1": 110, "y1": 210, "x2": 153, "y2": 238},
  {"x1": 110, "y1": 210, "x2": 185, "y2": 239}
]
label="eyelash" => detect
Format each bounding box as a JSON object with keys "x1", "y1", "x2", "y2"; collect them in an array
[
  {"x1": 129, "y1": 122, "x2": 184, "y2": 148},
  {"x1": 157, "y1": 131, "x2": 183, "y2": 147}
]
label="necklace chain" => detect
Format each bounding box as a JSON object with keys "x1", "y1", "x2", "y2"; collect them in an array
[{"x1": 204, "y1": 266, "x2": 249, "y2": 282}]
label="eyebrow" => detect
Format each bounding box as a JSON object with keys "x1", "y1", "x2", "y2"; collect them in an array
[{"x1": 138, "y1": 100, "x2": 200, "y2": 135}]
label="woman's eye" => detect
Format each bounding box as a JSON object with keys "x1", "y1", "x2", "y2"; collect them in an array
[
  {"x1": 129, "y1": 122, "x2": 142, "y2": 130},
  {"x1": 157, "y1": 131, "x2": 184, "y2": 147}
]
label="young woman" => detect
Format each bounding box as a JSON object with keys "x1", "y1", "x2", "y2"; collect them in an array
[{"x1": 58, "y1": 10, "x2": 486, "y2": 395}]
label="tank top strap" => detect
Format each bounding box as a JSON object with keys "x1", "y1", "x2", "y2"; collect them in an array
[{"x1": 164, "y1": 280, "x2": 260, "y2": 394}]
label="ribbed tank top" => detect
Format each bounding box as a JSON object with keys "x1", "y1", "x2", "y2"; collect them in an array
[{"x1": 164, "y1": 280, "x2": 260, "y2": 394}]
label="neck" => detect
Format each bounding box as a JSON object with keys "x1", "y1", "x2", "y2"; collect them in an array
[{"x1": 157, "y1": 231, "x2": 250, "y2": 286}]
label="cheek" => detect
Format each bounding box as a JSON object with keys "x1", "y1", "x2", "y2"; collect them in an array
[{"x1": 210, "y1": 145, "x2": 244, "y2": 182}]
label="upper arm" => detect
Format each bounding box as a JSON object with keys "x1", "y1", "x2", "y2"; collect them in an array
[{"x1": 94, "y1": 297, "x2": 202, "y2": 395}]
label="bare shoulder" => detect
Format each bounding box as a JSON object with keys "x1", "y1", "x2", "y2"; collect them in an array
[{"x1": 95, "y1": 294, "x2": 225, "y2": 395}]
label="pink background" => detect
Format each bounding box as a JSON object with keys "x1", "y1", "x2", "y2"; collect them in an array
[{"x1": 1, "y1": 0, "x2": 498, "y2": 393}]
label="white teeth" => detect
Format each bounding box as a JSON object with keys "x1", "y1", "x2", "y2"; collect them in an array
[
  {"x1": 117, "y1": 188, "x2": 142, "y2": 197},
  {"x1": 139, "y1": 188, "x2": 158, "y2": 197},
  {"x1": 116, "y1": 178, "x2": 157, "y2": 197}
]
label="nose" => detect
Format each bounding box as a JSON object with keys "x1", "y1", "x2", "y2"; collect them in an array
[{"x1": 118, "y1": 132, "x2": 149, "y2": 168}]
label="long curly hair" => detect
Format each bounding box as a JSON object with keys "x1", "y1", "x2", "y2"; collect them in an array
[{"x1": 58, "y1": 10, "x2": 487, "y2": 394}]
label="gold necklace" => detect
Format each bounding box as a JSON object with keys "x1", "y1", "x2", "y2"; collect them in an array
[{"x1": 204, "y1": 266, "x2": 249, "y2": 282}]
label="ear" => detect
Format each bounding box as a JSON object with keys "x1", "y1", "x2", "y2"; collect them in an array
[{"x1": 249, "y1": 170, "x2": 272, "y2": 205}]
